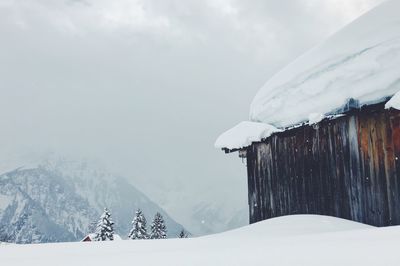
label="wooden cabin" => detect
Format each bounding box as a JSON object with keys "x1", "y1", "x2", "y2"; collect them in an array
[
  {"x1": 81, "y1": 233, "x2": 122, "y2": 242},
  {"x1": 236, "y1": 102, "x2": 400, "y2": 226},
  {"x1": 219, "y1": 101, "x2": 400, "y2": 227},
  {"x1": 216, "y1": 0, "x2": 400, "y2": 227},
  {"x1": 81, "y1": 234, "x2": 95, "y2": 242}
]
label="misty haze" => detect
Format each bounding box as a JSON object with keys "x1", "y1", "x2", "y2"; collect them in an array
[{"x1": 3, "y1": 0, "x2": 400, "y2": 265}]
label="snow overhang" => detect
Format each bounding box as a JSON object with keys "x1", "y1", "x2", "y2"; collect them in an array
[
  {"x1": 385, "y1": 90, "x2": 400, "y2": 110},
  {"x1": 215, "y1": 121, "x2": 281, "y2": 152}
]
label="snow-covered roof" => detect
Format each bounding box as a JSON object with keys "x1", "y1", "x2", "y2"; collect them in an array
[
  {"x1": 81, "y1": 233, "x2": 122, "y2": 242},
  {"x1": 217, "y1": 0, "x2": 400, "y2": 150},
  {"x1": 215, "y1": 121, "x2": 280, "y2": 150},
  {"x1": 251, "y1": 0, "x2": 400, "y2": 128},
  {"x1": 81, "y1": 233, "x2": 96, "y2": 242},
  {"x1": 385, "y1": 90, "x2": 400, "y2": 110}
]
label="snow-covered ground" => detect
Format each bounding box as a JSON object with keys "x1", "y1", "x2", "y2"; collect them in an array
[{"x1": 2, "y1": 215, "x2": 400, "y2": 266}]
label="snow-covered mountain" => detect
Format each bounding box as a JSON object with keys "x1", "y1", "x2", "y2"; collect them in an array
[
  {"x1": 0, "y1": 159, "x2": 185, "y2": 243},
  {"x1": 151, "y1": 187, "x2": 249, "y2": 236},
  {"x1": 188, "y1": 202, "x2": 248, "y2": 236},
  {"x1": 0, "y1": 166, "x2": 97, "y2": 243}
]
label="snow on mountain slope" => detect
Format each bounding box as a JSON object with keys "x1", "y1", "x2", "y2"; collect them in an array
[
  {"x1": 151, "y1": 185, "x2": 248, "y2": 236},
  {"x1": 0, "y1": 159, "x2": 186, "y2": 243},
  {"x1": 250, "y1": 0, "x2": 400, "y2": 127},
  {"x1": 0, "y1": 167, "x2": 94, "y2": 243},
  {"x1": 42, "y1": 159, "x2": 185, "y2": 238},
  {"x1": 3, "y1": 215, "x2": 399, "y2": 266},
  {"x1": 187, "y1": 202, "x2": 248, "y2": 236}
]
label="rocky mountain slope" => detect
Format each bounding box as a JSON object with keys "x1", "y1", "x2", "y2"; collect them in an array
[{"x1": 0, "y1": 159, "x2": 185, "y2": 243}]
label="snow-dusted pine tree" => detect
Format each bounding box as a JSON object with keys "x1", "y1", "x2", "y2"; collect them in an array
[
  {"x1": 128, "y1": 209, "x2": 148, "y2": 240},
  {"x1": 178, "y1": 229, "x2": 188, "y2": 238},
  {"x1": 150, "y1": 212, "x2": 167, "y2": 239},
  {"x1": 93, "y1": 208, "x2": 115, "y2": 241}
]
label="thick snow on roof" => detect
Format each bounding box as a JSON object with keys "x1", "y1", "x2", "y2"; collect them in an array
[
  {"x1": 214, "y1": 121, "x2": 280, "y2": 150},
  {"x1": 250, "y1": 0, "x2": 400, "y2": 127}
]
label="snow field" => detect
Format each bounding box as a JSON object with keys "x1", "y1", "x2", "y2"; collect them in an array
[{"x1": 2, "y1": 215, "x2": 399, "y2": 266}]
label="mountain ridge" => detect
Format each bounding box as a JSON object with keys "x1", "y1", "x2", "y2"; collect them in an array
[{"x1": 0, "y1": 160, "x2": 185, "y2": 243}]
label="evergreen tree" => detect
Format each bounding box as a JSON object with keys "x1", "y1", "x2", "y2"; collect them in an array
[
  {"x1": 150, "y1": 212, "x2": 167, "y2": 239},
  {"x1": 128, "y1": 209, "x2": 148, "y2": 240},
  {"x1": 178, "y1": 229, "x2": 188, "y2": 238},
  {"x1": 94, "y1": 208, "x2": 115, "y2": 241}
]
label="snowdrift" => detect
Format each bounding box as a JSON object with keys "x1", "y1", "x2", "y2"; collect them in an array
[{"x1": 2, "y1": 215, "x2": 400, "y2": 266}]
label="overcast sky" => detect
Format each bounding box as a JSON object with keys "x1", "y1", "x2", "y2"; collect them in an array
[{"x1": 0, "y1": 0, "x2": 384, "y2": 231}]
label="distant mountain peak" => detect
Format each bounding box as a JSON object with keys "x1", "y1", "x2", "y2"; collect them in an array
[{"x1": 0, "y1": 159, "x2": 185, "y2": 243}]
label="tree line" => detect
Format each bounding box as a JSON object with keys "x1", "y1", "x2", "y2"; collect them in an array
[{"x1": 92, "y1": 208, "x2": 188, "y2": 241}]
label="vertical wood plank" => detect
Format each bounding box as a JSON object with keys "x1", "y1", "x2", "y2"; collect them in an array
[{"x1": 246, "y1": 103, "x2": 400, "y2": 227}]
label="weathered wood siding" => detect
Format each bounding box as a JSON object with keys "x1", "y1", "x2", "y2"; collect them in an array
[{"x1": 246, "y1": 103, "x2": 400, "y2": 226}]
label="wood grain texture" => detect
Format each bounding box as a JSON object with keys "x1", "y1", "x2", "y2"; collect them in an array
[{"x1": 246, "y1": 103, "x2": 400, "y2": 226}]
